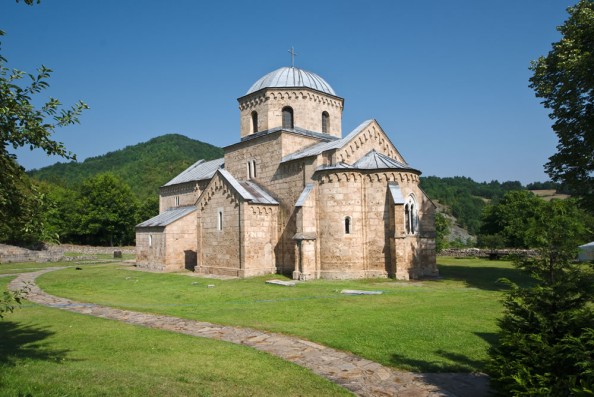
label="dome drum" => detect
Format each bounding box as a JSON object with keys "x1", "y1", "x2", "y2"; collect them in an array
[{"x1": 239, "y1": 67, "x2": 344, "y2": 138}]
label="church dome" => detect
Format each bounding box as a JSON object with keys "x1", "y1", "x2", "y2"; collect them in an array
[{"x1": 246, "y1": 66, "x2": 336, "y2": 96}]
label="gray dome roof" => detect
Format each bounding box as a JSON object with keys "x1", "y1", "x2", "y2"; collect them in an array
[{"x1": 246, "y1": 66, "x2": 336, "y2": 96}]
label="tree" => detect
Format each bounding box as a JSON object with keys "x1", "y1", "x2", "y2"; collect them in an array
[
  {"x1": 0, "y1": 23, "x2": 87, "y2": 243},
  {"x1": 434, "y1": 212, "x2": 450, "y2": 252},
  {"x1": 530, "y1": 0, "x2": 594, "y2": 213},
  {"x1": 488, "y1": 199, "x2": 594, "y2": 395},
  {"x1": 479, "y1": 190, "x2": 546, "y2": 248},
  {"x1": 0, "y1": 288, "x2": 26, "y2": 320},
  {"x1": 76, "y1": 174, "x2": 138, "y2": 246}
]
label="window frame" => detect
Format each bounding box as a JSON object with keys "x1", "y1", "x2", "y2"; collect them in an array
[{"x1": 282, "y1": 106, "x2": 294, "y2": 129}]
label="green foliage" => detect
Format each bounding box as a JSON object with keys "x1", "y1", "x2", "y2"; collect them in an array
[
  {"x1": 421, "y1": 176, "x2": 525, "y2": 235},
  {"x1": 479, "y1": 191, "x2": 547, "y2": 248},
  {"x1": 530, "y1": 0, "x2": 594, "y2": 213},
  {"x1": 488, "y1": 199, "x2": 594, "y2": 395},
  {"x1": 0, "y1": 157, "x2": 50, "y2": 244},
  {"x1": 0, "y1": 288, "x2": 25, "y2": 320},
  {"x1": 434, "y1": 212, "x2": 450, "y2": 252},
  {"x1": 76, "y1": 173, "x2": 139, "y2": 246},
  {"x1": 29, "y1": 134, "x2": 224, "y2": 199}
]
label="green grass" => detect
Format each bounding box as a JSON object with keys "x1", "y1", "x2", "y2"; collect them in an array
[
  {"x1": 31, "y1": 257, "x2": 532, "y2": 373},
  {"x1": 0, "y1": 261, "x2": 68, "y2": 275},
  {"x1": 0, "y1": 277, "x2": 350, "y2": 397}
]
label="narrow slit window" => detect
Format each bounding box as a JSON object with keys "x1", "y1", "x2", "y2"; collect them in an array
[
  {"x1": 148, "y1": 234, "x2": 152, "y2": 247},
  {"x1": 344, "y1": 216, "x2": 351, "y2": 234},
  {"x1": 175, "y1": 196, "x2": 180, "y2": 206},
  {"x1": 282, "y1": 106, "x2": 294, "y2": 129},
  {"x1": 217, "y1": 210, "x2": 223, "y2": 231},
  {"x1": 251, "y1": 111, "x2": 258, "y2": 133},
  {"x1": 322, "y1": 111, "x2": 329, "y2": 133}
]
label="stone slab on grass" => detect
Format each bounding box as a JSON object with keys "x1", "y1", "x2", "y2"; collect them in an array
[
  {"x1": 266, "y1": 279, "x2": 297, "y2": 287},
  {"x1": 340, "y1": 289, "x2": 383, "y2": 295}
]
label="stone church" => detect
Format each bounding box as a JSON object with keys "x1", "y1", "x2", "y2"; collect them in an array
[{"x1": 136, "y1": 65, "x2": 437, "y2": 280}]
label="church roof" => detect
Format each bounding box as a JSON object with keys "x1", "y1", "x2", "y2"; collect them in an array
[
  {"x1": 246, "y1": 66, "x2": 337, "y2": 96},
  {"x1": 315, "y1": 150, "x2": 416, "y2": 173},
  {"x1": 162, "y1": 158, "x2": 225, "y2": 187},
  {"x1": 238, "y1": 126, "x2": 339, "y2": 145},
  {"x1": 136, "y1": 205, "x2": 197, "y2": 228},
  {"x1": 217, "y1": 169, "x2": 279, "y2": 205},
  {"x1": 281, "y1": 119, "x2": 374, "y2": 163},
  {"x1": 353, "y1": 150, "x2": 409, "y2": 169}
]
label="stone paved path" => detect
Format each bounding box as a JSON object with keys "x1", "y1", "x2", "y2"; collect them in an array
[{"x1": 8, "y1": 268, "x2": 491, "y2": 397}]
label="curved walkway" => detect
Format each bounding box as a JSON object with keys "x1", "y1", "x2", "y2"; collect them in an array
[{"x1": 8, "y1": 268, "x2": 490, "y2": 397}]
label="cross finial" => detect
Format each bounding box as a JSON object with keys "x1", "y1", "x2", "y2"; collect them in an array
[{"x1": 288, "y1": 46, "x2": 297, "y2": 67}]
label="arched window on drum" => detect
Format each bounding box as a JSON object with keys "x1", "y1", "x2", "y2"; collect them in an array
[{"x1": 404, "y1": 195, "x2": 418, "y2": 235}]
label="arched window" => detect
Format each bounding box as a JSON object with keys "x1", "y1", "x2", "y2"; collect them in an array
[
  {"x1": 405, "y1": 195, "x2": 418, "y2": 235},
  {"x1": 247, "y1": 160, "x2": 257, "y2": 180},
  {"x1": 217, "y1": 210, "x2": 223, "y2": 231},
  {"x1": 322, "y1": 111, "x2": 330, "y2": 133},
  {"x1": 148, "y1": 234, "x2": 152, "y2": 247},
  {"x1": 251, "y1": 111, "x2": 258, "y2": 133},
  {"x1": 344, "y1": 216, "x2": 351, "y2": 234},
  {"x1": 282, "y1": 106, "x2": 294, "y2": 129}
]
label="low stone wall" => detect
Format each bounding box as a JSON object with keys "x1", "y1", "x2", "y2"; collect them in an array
[
  {"x1": 439, "y1": 248, "x2": 537, "y2": 258},
  {"x1": 0, "y1": 243, "x2": 135, "y2": 264}
]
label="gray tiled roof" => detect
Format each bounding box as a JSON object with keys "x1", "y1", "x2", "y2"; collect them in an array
[
  {"x1": 281, "y1": 120, "x2": 374, "y2": 163},
  {"x1": 236, "y1": 126, "x2": 339, "y2": 145},
  {"x1": 217, "y1": 169, "x2": 279, "y2": 205},
  {"x1": 240, "y1": 181, "x2": 279, "y2": 205},
  {"x1": 136, "y1": 206, "x2": 197, "y2": 228},
  {"x1": 315, "y1": 150, "x2": 416, "y2": 173},
  {"x1": 388, "y1": 183, "x2": 406, "y2": 204},
  {"x1": 246, "y1": 67, "x2": 337, "y2": 96},
  {"x1": 295, "y1": 183, "x2": 315, "y2": 207},
  {"x1": 162, "y1": 158, "x2": 224, "y2": 187},
  {"x1": 353, "y1": 150, "x2": 409, "y2": 169}
]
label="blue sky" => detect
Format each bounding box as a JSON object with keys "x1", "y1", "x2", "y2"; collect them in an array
[{"x1": 1, "y1": 0, "x2": 575, "y2": 184}]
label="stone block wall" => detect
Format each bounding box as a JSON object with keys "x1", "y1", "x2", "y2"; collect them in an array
[
  {"x1": 242, "y1": 204, "x2": 278, "y2": 277},
  {"x1": 238, "y1": 88, "x2": 343, "y2": 138},
  {"x1": 196, "y1": 180, "x2": 242, "y2": 277},
  {"x1": 317, "y1": 172, "x2": 366, "y2": 279},
  {"x1": 159, "y1": 180, "x2": 208, "y2": 212},
  {"x1": 164, "y1": 212, "x2": 197, "y2": 271},
  {"x1": 136, "y1": 227, "x2": 166, "y2": 271}
]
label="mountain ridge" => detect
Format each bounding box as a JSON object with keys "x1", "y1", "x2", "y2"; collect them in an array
[{"x1": 28, "y1": 133, "x2": 224, "y2": 199}]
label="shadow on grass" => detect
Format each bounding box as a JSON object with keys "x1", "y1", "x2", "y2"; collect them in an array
[
  {"x1": 390, "y1": 332, "x2": 498, "y2": 373},
  {"x1": 0, "y1": 321, "x2": 69, "y2": 366},
  {"x1": 391, "y1": 350, "x2": 485, "y2": 373},
  {"x1": 437, "y1": 264, "x2": 534, "y2": 291}
]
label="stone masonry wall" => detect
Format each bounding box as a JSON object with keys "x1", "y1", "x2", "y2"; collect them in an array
[
  {"x1": 242, "y1": 204, "x2": 278, "y2": 277},
  {"x1": 136, "y1": 227, "x2": 167, "y2": 271},
  {"x1": 317, "y1": 172, "x2": 366, "y2": 279},
  {"x1": 196, "y1": 177, "x2": 242, "y2": 277},
  {"x1": 163, "y1": 212, "x2": 197, "y2": 271},
  {"x1": 159, "y1": 180, "x2": 209, "y2": 212},
  {"x1": 239, "y1": 88, "x2": 343, "y2": 138}
]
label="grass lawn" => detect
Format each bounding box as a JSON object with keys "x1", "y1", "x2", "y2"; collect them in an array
[
  {"x1": 32, "y1": 256, "x2": 532, "y2": 373},
  {"x1": 0, "y1": 262, "x2": 69, "y2": 275},
  {"x1": 0, "y1": 277, "x2": 351, "y2": 397}
]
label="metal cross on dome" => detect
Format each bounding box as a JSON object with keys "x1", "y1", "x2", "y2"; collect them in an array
[{"x1": 288, "y1": 46, "x2": 297, "y2": 67}]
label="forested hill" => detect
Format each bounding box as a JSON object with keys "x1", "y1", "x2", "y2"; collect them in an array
[
  {"x1": 28, "y1": 134, "x2": 224, "y2": 199},
  {"x1": 419, "y1": 176, "x2": 568, "y2": 236}
]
